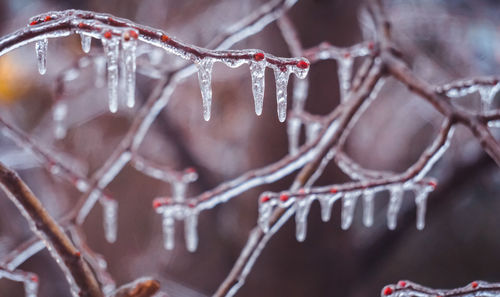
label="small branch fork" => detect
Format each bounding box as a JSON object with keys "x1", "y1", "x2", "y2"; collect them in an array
[{"x1": 0, "y1": 0, "x2": 499, "y2": 296}]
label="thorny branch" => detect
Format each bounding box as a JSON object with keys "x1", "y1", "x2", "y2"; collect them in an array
[{"x1": 0, "y1": 0, "x2": 499, "y2": 296}]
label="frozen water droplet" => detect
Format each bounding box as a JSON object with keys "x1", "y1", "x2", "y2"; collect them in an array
[
  {"x1": 35, "y1": 39, "x2": 48, "y2": 75},
  {"x1": 102, "y1": 37, "x2": 120, "y2": 113},
  {"x1": 362, "y1": 191, "x2": 375, "y2": 227},
  {"x1": 415, "y1": 187, "x2": 429, "y2": 230},
  {"x1": 196, "y1": 59, "x2": 215, "y2": 121},
  {"x1": 172, "y1": 182, "x2": 187, "y2": 203},
  {"x1": 258, "y1": 198, "x2": 273, "y2": 233},
  {"x1": 341, "y1": 193, "x2": 358, "y2": 230},
  {"x1": 184, "y1": 209, "x2": 198, "y2": 252},
  {"x1": 122, "y1": 35, "x2": 137, "y2": 108},
  {"x1": 250, "y1": 61, "x2": 266, "y2": 115},
  {"x1": 101, "y1": 197, "x2": 118, "y2": 243},
  {"x1": 387, "y1": 187, "x2": 403, "y2": 230},
  {"x1": 80, "y1": 34, "x2": 91, "y2": 53},
  {"x1": 287, "y1": 117, "x2": 301, "y2": 155},
  {"x1": 274, "y1": 68, "x2": 290, "y2": 122},
  {"x1": 295, "y1": 197, "x2": 312, "y2": 242},
  {"x1": 338, "y1": 57, "x2": 353, "y2": 102},
  {"x1": 162, "y1": 209, "x2": 175, "y2": 250},
  {"x1": 318, "y1": 193, "x2": 340, "y2": 222}
]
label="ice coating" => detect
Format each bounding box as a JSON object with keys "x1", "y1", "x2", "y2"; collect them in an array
[
  {"x1": 102, "y1": 35, "x2": 120, "y2": 113},
  {"x1": 80, "y1": 34, "x2": 91, "y2": 53},
  {"x1": 274, "y1": 68, "x2": 291, "y2": 122},
  {"x1": 196, "y1": 58, "x2": 215, "y2": 121},
  {"x1": 250, "y1": 60, "x2": 266, "y2": 115},
  {"x1": 35, "y1": 39, "x2": 48, "y2": 75},
  {"x1": 122, "y1": 31, "x2": 137, "y2": 108}
]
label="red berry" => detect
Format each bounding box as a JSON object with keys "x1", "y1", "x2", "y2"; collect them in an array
[
  {"x1": 30, "y1": 275, "x2": 38, "y2": 282},
  {"x1": 185, "y1": 167, "x2": 196, "y2": 174},
  {"x1": 129, "y1": 30, "x2": 139, "y2": 39},
  {"x1": 254, "y1": 52, "x2": 265, "y2": 61},
  {"x1": 78, "y1": 22, "x2": 85, "y2": 28},
  {"x1": 30, "y1": 21, "x2": 38, "y2": 26},
  {"x1": 261, "y1": 196, "x2": 270, "y2": 203},
  {"x1": 44, "y1": 16, "x2": 52, "y2": 22},
  {"x1": 383, "y1": 287, "x2": 393, "y2": 296},
  {"x1": 330, "y1": 188, "x2": 338, "y2": 194},
  {"x1": 161, "y1": 34, "x2": 169, "y2": 42},
  {"x1": 428, "y1": 180, "x2": 437, "y2": 189},
  {"x1": 152, "y1": 200, "x2": 163, "y2": 209},
  {"x1": 104, "y1": 31, "x2": 112, "y2": 39},
  {"x1": 398, "y1": 281, "x2": 406, "y2": 287},
  {"x1": 296, "y1": 60, "x2": 309, "y2": 69},
  {"x1": 471, "y1": 282, "x2": 478, "y2": 289},
  {"x1": 279, "y1": 194, "x2": 289, "y2": 202},
  {"x1": 188, "y1": 202, "x2": 196, "y2": 208},
  {"x1": 75, "y1": 251, "x2": 81, "y2": 257}
]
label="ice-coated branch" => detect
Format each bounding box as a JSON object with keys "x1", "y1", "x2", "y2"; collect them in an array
[
  {"x1": 0, "y1": 162, "x2": 103, "y2": 297},
  {"x1": 0, "y1": 8, "x2": 309, "y2": 120},
  {"x1": 0, "y1": 266, "x2": 38, "y2": 297},
  {"x1": 109, "y1": 277, "x2": 160, "y2": 297},
  {"x1": 381, "y1": 280, "x2": 500, "y2": 297}
]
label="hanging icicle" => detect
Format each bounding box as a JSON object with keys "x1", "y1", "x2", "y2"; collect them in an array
[
  {"x1": 102, "y1": 31, "x2": 120, "y2": 113},
  {"x1": 196, "y1": 58, "x2": 215, "y2": 121},
  {"x1": 121, "y1": 30, "x2": 138, "y2": 108},
  {"x1": 387, "y1": 187, "x2": 403, "y2": 230},
  {"x1": 35, "y1": 39, "x2": 48, "y2": 75},
  {"x1": 80, "y1": 34, "x2": 91, "y2": 53},
  {"x1": 274, "y1": 68, "x2": 291, "y2": 122},
  {"x1": 250, "y1": 55, "x2": 266, "y2": 115}
]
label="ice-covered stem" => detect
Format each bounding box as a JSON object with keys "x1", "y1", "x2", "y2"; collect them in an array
[
  {"x1": 110, "y1": 277, "x2": 160, "y2": 297},
  {"x1": 381, "y1": 280, "x2": 500, "y2": 297},
  {"x1": 0, "y1": 266, "x2": 38, "y2": 297},
  {"x1": 384, "y1": 54, "x2": 500, "y2": 167},
  {"x1": 0, "y1": 163, "x2": 103, "y2": 297},
  {"x1": 1, "y1": 237, "x2": 45, "y2": 271}
]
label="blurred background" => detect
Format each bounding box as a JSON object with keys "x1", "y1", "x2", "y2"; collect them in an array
[{"x1": 0, "y1": 0, "x2": 500, "y2": 296}]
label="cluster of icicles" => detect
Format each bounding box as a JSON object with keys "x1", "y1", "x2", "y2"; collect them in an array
[
  {"x1": 29, "y1": 10, "x2": 309, "y2": 122},
  {"x1": 259, "y1": 180, "x2": 436, "y2": 242}
]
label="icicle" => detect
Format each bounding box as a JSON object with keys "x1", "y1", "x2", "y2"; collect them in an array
[
  {"x1": 172, "y1": 182, "x2": 186, "y2": 203},
  {"x1": 122, "y1": 32, "x2": 137, "y2": 108},
  {"x1": 479, "y1": 83, "x2": 500, "y2": 111},
  {"x1": 274, "y1": 68, "x2": 290, "y2": 122},
  {"x1": 338, "y1": 57, "x2": 353, "y2": 102},
  {"x1": 387, "y1": 187, "x2": 403, "y2": 230},
  {"x1": 184, "y1": 209, "x2": 198, "y2": 252},
  {"x1": 80, "y1": 34, "x2": 91, "y2": 53},
  {"x1": 341, "y1": 193, "x2": 358, "y2": 230},
  {"x1": 305, "y1": 122, "x2": 322, "y2": 143},
  {"x1": 414, "y1": 187, "x2": 430, "y2": 230},
  {"x1": 258, "y1": 198, "x2": 273, "y2": 233},
  {"x1": 250, "y1": 61, "x2": 266, "y2": 115},
  {"x1": 287, "y1": 117, "x2": 301, "y2": 155},
  {"x1": 162, "y1": 209, "x2": 175, "y2": 250},
  {"x1": 35, "y1": 39, "x2": 48, "y2": 75},
  {"x1": 196, "y1": 59, "x2": 215, "y2": 121},
  {"x1": 102, "y1": 36, "x2": 120, "y2": 113},
  {"x1": 318, "y1": 193, "x2": 339, "y2": 222},
  {"x1": 52, "y1": 102, "x2": 67, "y2": 139},
  {"x1": 362, "y1": 191, "x2": 375, "y2": 227},
  {"x1": 101, "y1": 197, "x2": 118, "y2": 243},
  {"x1": 295, "y1": 197, "x2": 312, "y2": 242}
]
